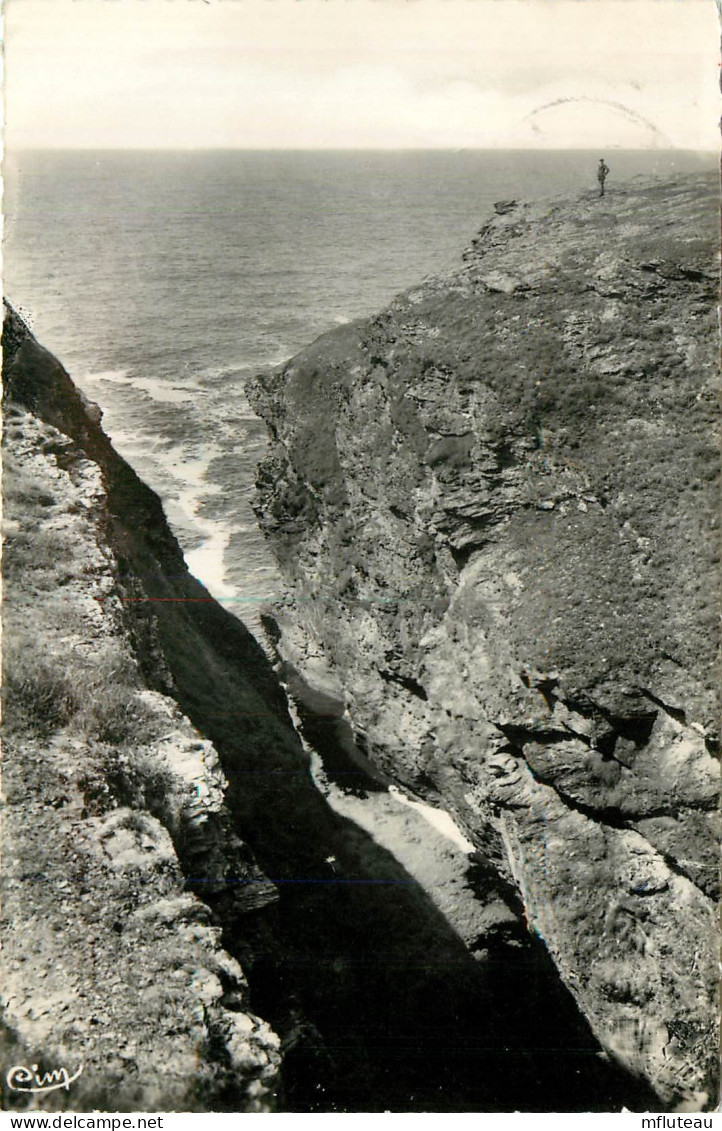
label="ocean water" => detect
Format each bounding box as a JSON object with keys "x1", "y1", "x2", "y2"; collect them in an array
[{"x1": 4, "y1": 148, "x2": 715, "y2": 632}]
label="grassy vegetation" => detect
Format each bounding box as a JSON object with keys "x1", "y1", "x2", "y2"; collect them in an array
[
  {"x1": 3, "y1": 647, "x2": 82, "y2": 736},
  {"x1": 2, "y1": 414, "x2": 179, "y2": 821}
]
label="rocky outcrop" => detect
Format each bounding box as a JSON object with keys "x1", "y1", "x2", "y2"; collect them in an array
[
  {"x1": 2, "y1": 309, "x2": 283, "y2": 1110},
  {"x1": 249, "y1": 174, "x2": 720, "y2": 1110}
]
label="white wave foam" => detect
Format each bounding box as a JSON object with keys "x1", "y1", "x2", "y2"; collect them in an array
[
  {"x1": 126, "y1": 376, "x2": 196, "y2": 404},
  {"x1": 186, "y1": 528, "x2": 237, "y2": 601},
  {"x1": 170, "y1": 457, "x2": 239, "y2": 601},
  {"x1": 87, "y1": 368, "x2": 196, "y2": 404},
  {"x1": 84, "y1": 368, "x2": 131, "y2": 384}
]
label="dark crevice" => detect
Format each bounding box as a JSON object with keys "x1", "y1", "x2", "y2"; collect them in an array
[
  {"x1": 494, "y1": 440, "x2": 518, "y2": 470},
  {"x1": 502, "y1": 723, "x2": 716, "y2": 816},
  {"x1": 500, "y1": 722, "x2": 579, "y2": 748},
  {"x1": 424, "y1": 424, "x2": 474, "y2": 439},
  {"x1": 603, "y1": 713, "x2": 657, "y2": 749},
  {"x1": 638, "y1": 687, "x2": 687, "y2": 724},
  {"x1": 448, "y1": 541, "x2": 486, "y2": 571},
  {"x1": 464, "y1": 852, "x2": 527, "y2": 921},
  {"x1": 283, "y1": 662, "x2": 390, "y2": 799},
  {"x1": 594, "y1": 731, "x2": 623, "y2": 759},
  {"x1": 479, "y1": 473, "x2": 506, "y2": 492},
  {"x1": 664, "y1": 265, "x2": 709, "y2": 283},
  {"x1": 378, "y1": 668, "x2": 428, "y2": 701},
  {"x1": 635, "y1": 840, "x2": 714, "y2": 897},
  {"x1": 505, "y1": 708, "x2": 628, "y2": 765},
  {"x1": 563, "y1": 691, "x2": 658, "y2": 748},
  {"x1": 533, "y1": 675, "x2": 560, "y2": 709}
]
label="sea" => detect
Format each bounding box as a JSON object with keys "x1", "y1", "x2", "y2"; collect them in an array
[
  {"x1": 4, "y1": 148, "x2": 716, "y2": 634},
  {"x1": 7, "y1": 152, "x2": 718, "y2": 1106}
]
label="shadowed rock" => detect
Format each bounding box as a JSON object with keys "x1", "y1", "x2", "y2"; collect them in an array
[{"x1": 249, "y1": 174, "x2": 720, "y2": 1110}]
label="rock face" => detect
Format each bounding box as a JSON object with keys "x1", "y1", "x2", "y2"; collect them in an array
[
  {"x1": 249, "y1": 174, "x2": 720, "y2": 1110},
  {"x1": 1, "y1": 304, "x2": 288, "y2": 1110}
]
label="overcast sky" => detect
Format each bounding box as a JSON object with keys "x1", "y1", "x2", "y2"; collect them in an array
[{"x1": 5, "y1": 0, "x2": 720, "y2": 150}]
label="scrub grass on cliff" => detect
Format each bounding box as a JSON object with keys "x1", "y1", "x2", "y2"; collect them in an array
[
  {"x1": 2, "y1": 647, "x2": 82, "y2": 735},
  {"x1": 2, "y1": 413, "x2": 176, "y2": 813}
]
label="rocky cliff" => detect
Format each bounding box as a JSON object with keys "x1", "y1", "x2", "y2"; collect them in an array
[
  {"x1": 2, "y1": 303, "x2": 287, "y2": 1110},
  {"x1": 248, "y1": 173, "x2": 720, "y2": 1110},
  {"x1": 3, "y1": 303, "x2": 655, "y2": 1115}
]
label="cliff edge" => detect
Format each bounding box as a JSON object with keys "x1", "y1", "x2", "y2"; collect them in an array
[
  {"x1": 248, "y1": 173, "x2": 721, "y2": 1109},
  {"x1": 1, "y1": 303, "x2": 292, "y2": 1110}
]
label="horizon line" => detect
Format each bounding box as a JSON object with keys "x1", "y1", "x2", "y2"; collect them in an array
[{"x1": 7, "y1": 144, "x2": 718, "y2": 154}]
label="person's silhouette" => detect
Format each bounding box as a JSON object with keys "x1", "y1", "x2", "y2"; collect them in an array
[{"x1": 597, "y1": 159, "x2": 610, "y2": 197}]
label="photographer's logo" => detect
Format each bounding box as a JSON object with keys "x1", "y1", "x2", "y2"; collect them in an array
[{"x1": 6, "y1": 1063, "x2": 83, "y2": 1094}]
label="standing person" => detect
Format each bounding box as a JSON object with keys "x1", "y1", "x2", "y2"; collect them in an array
[{"x1": 597, "y1": 158, "x2": 610, "y2": 197}]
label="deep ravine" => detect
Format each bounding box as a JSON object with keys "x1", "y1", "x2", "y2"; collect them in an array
[{"x1": 1, "y1": 302, "x2": 662, "y2": 1113}]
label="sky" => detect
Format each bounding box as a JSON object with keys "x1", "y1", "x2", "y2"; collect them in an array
[{"x1": 4, "y1": 0, "x2": 720, "y2": 150}]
